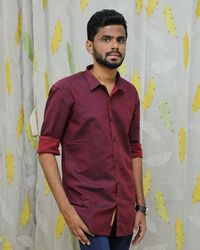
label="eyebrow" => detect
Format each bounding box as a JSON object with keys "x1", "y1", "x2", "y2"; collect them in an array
[
  {"x1": 101, "y1": 35, "x2": 112, "y2": 38},
  {"x1": 101, "y1": 35, "x2": 126, "y2": 39}
]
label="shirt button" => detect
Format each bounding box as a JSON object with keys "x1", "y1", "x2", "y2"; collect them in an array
[
  {"x1": 115, "y1": 159, "x2": 118, "y2": 163},
  {"x1": 112, "y1": 138, "x2": 116, "y2": 142}
]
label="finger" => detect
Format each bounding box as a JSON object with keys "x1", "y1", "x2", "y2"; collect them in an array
[
  {"x1": 73, "y1": 228, "x2": 88, "y2": 246},
  {"x1": 132, "y1": 232, "x2": 141, "y2": 246},
  {"x1": 77, "y1": 227, "x2": 91, "y2": 245},
  {"x1": 132, "y1": 228, "x2": 145, "y2": 246},
  {"x1": 81, "y1": 222, "x2": 94, "y2": 236},
  {"x1": 133, "y1": 225, "x2": 139, "y2": 234},
  {"x1": 78, "y1": 236, "x2": 86, "y2": 246},
  {"x1": 72, "y1": 230, "x2": 84, "y2": 245}
]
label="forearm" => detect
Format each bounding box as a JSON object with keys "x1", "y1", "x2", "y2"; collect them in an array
[
  {"x1": 132, "y1": 157, "x2": 145, "y2": 206},
  {"x1": 38, "y1": 153, "x2": 71, "y2": 211},
  {"x1": 38, "y1": 153, "x2": 92, "y2": 243}
]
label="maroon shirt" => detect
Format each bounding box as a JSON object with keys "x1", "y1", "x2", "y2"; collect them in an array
[{"x1": 37, "y1": 65, "x2": 142, "y2": 236}]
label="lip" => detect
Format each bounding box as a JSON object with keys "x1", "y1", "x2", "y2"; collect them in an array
[{"x1": 107, "y1": 53, "x2": 121, "y2": 57}]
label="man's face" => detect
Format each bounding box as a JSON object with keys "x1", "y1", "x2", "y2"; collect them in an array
[{"x1": 88, "y1": 25, "x2": 127, "y2": 69}]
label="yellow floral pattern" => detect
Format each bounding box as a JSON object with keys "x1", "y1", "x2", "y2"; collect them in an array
[
  {"x1": 6, "y1": 150, "x2": 14, "y2": 185},
  {"x1": 154, "y1": 191, "x2": 169, "y2": 223},
  {"x1": 135, "y1": 0, "x2": 143, "y2": 14},
  {"x1": 5, "y1": 61, "x2": 12, "y2": 95},
  {"x1": 142, "y1": 78, "x2": 155, "y2": 110},
  {"x1": 192, "y1": 83, "x2": 200, "y2": 112},
  {"x1": 3, "y1": 240, "x2": 12, "y2": 250},
  {"x1": 56, "y1": 212, "x2": 66, "y2": 239},
  {"x1": 80, "y1": 0, "x2": 88, "y2": 12},
  {"x1": 15, "y1": 13, "x2": 22, "y2": 45},
  {"x1": 183, "y1": 33, "x2": 189, "y2": 70},
  {"x1": 16, "y1": 107, "x2": 24, "y2": 139},
  {"x1": 132, "y1": 70, "x2": 141, "y2": 95},
  {"x1": 179, "y1": 128, "x2": 186, "y2": 162},
  {"x1": 51, "y1": 19, "x2": 62, "y2": 54},
  {"x1": 20, "y1": 195, "x2": 31, "y2": 226},
  {"x1": 192, "y1": 174, "x2": 200, "y2": 205},
  {"x1": 175, "y1": 218, "x2": 184, "y2": 250},
  {"x1": 163, "y1": 5, "x2": 177, "y2": 37},
  {"x1": 143, "y1": 169, "x2": 152, "y2": 198},
  {"x1": 146, "y1": 0, "x2": 159, "y2": 17}
]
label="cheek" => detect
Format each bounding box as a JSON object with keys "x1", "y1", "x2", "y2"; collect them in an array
[
  {"x1": 120, "y1": 44, "x2": 126, "y2": 51},
  {"x1": 96, "y1": 45, "x2": 108, "y2": 56},
  {"x1": 120, "y1": 46, "x2": 126, "y2": 56}
]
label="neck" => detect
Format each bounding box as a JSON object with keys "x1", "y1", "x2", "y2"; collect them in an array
[{"x1": 90, "y1": 62, "x2": 117, "y2": 85}]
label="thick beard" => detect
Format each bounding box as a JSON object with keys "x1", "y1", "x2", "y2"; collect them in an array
[{"x1": 93, "y1": 47, "x2": 125, "y2": 69}]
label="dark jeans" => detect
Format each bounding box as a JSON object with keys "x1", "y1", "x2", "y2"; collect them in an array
[{"x1": 79, "y1": 222, "x2": 133, "y2": 250}]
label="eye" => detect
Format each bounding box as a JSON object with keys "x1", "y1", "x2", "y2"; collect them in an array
[
  {"x1": 117, "y1": 37, "x2": 126, "y2": 44},
  {"x1": 102, "y1": 36, "x2": 111, "y2": 42}
]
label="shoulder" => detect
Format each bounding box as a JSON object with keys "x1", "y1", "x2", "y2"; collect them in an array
[
  {"x1": 44, "y1": 72, "x2": 85, "y2": 105},
  {"x1": 52, "y1": 71, "x2": 86, "y2": 90},
  {"x1": 120, "y1": 76, "x2": 139, "y2": 101},
  {"x1": 49, "y1": 71, "x2": 87, "y2": 98}
]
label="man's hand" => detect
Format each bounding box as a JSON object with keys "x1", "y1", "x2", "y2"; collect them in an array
[
  {"x1": 61, "y1": 203, "x2": 94, "y2": 245},
  {"x1": 132, "y1": 212, "x2": 147, "y2": 246}
]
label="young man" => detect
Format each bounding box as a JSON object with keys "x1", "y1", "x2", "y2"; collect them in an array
[{"x1": 38, "y1": 9, "x2": 147, "y2": 250}]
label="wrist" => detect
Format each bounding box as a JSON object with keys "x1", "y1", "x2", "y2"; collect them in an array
[
  {"x1": 135, "y1": 204, "x2": 148, "y2": 215},
  {"x1": 58, "y1": 198, "x2": 72, "y2": 213}
]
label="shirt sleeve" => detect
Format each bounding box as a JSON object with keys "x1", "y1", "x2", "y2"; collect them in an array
[
  {"x1": 37, "y1": 84, "x2": 74, "y2": 155},
  {"x1": 129, "y1": 94, "x2": 143, "y2": 158}
]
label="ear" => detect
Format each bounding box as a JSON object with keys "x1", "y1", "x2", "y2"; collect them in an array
[{"x1": 86, "y1": 40, "x2": 93, "y2": 54}]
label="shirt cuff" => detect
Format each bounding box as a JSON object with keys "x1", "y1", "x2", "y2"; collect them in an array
[
  {"x1": 130, "y1": 142, "x2": 143, "y2": 158},
  {"x1": 37, "y1": 136, "x2": 60, "y2": 155}
]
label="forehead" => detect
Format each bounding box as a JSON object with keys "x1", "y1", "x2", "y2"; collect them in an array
[{"x1": 95, "y1": 25, "x2": 126, "y2": 38}]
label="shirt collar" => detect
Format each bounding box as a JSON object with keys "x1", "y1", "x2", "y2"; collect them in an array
[{"x1": 85, "y1": 65, "x2": 124, "y2": 91}]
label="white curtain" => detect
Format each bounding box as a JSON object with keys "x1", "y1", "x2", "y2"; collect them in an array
[{"x1": 0, "y1": 0, "x2": 200, "y2": 249}]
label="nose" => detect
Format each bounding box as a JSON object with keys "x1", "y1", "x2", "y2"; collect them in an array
[{"x1": 111, "y1": 39, "x2": 119, "y2": 50}]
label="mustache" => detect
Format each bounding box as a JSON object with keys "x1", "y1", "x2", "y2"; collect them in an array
[{"x1": 106, "y1": 51, "x2": 122, "y2": 57}]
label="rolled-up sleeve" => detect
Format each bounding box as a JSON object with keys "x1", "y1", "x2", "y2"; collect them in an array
[
  {"x1": 37, "y1": 83, "x2": 73, "y2": 155},
  {"x1": 129, "y1": 95, "x2": 143, "y2": 158}
]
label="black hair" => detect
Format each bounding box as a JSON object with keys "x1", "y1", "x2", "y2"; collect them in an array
[{"x1": 87, "y1": 9, "x2": 127, "y2": 41}]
